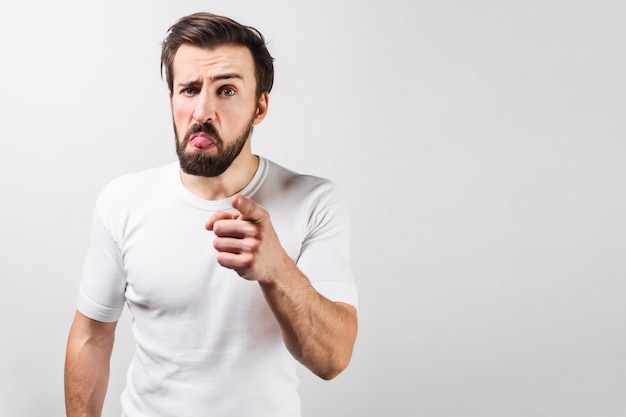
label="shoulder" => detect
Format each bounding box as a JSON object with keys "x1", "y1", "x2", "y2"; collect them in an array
[
  {"x1": 261, "y1": 159, "x2": 343, "y2": 205},
  {"x1": 95, "y1": 162, "x2": 178, "y2": 218},
  {"x1": 98, "y1": 163, "x2": 176, "y2": 202},
  {"x1": 256, "y1": 159, "x2": 349, "y2": 233}
]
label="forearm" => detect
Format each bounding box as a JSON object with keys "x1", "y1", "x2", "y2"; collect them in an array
[
  {"x1": 259, "y1": 259, "x2": 358, "y2": 380},
  {"x1": 207, "y1": 195, "x2": 358, "y2": 378},
  {"x1": 64, "y1": 312, "x2": 116, "y2": 417}
]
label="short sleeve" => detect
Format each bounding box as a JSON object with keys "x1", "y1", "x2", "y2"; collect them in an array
[
  {"x1": 296, "y1": 183, "x2": 358, "y2": 309},
  {"x1": 76, "y1": 202, "x2": 127, "y2": 322}
]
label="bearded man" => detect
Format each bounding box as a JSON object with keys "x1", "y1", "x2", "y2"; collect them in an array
[{"x1": 64, "y1": 12, "x2": 358, "y2": 417}]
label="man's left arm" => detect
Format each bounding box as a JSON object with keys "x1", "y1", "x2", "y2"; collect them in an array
[{"x1": 206, "y1": 194, "x2": 357, "y2": 380}]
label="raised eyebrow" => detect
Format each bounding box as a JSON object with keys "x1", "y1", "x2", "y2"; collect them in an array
[{"x1": 211, "y1": 73, "x2": 243, "y2": 83}]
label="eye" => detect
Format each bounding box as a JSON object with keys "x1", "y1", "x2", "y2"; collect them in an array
[
  {"x1": 181, "y1": 87, "x2": 198, "y2": 96},
  {"x1": 219, "y1": 87, "x2": 236, "y2": 97}
]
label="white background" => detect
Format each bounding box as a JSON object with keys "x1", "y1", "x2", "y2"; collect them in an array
[{"x1": 1, "y1": 1, "x2": 625, "y2": 416}]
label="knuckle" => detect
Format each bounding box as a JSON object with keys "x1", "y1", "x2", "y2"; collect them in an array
[
  {"x1": 244, "y1": 238, "x2": 260, "y2": 253},
  {"x1": 241, "y1": 254, "x2": 254, "y2": 268}
]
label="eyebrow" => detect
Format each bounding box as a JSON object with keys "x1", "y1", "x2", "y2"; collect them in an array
[
  {"x1": 211, "y1": 73, "x2": 243, "y2": 82},
  {"x1": 176, "y1": 73, "x2": 244, "y2": 89}
]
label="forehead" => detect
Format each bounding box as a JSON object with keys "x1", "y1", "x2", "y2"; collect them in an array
[{"x1": 172, "y1": 44, "x2": 255, "y2": 83}]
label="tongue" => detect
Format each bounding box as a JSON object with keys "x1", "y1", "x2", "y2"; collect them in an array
[{"x1": 190, "y1": 135, "x2": 212, "y2": 149}]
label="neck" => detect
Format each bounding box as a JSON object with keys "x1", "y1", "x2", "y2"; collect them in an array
[{"x1": 180, "y1": 148, "x2": 259, "y2": 201}]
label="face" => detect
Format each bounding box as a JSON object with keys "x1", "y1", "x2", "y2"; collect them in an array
[{"x1": 170, "y1": 44, "x2": 268, "y2": 177}]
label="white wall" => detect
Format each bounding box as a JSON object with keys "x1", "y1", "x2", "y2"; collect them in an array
[{"x1": 1, "y1": 1, "x2": 624, "y2": 416}]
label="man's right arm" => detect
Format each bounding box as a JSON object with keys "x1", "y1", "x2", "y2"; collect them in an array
[{"x1": 64, "y1": 310, "x2": 117, "y2": 417}]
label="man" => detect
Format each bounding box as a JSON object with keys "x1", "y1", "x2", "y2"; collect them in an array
[{"x1": 64, "y1": 12, "x2": 358, "y2": 417}]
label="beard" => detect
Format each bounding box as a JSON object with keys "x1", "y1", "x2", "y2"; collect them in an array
[{"x1": 175, "y1": 114, "x2": 255, "y2": 178}]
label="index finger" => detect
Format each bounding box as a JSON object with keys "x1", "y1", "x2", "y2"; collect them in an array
[{"x1": 231, "y1": 194, "x2": 267, "y2": 223}]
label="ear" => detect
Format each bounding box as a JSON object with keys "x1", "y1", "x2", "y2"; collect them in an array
[
  {"x1": 168, "y1": 91, "x2": 173, "y2": 110},
  {"x1": 252, "y1": 92, "x2": 269, "y2": 126}
]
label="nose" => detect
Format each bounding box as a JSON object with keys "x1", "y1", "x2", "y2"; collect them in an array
[{"x1": 192, "y1": 90, "x2": 215, "y2": 124}]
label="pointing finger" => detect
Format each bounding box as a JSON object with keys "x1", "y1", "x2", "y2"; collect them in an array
[{"x1": 231, "y1": 194, "x2": 266, "y2": 223}]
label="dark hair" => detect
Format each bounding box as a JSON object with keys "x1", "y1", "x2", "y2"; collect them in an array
[{"x1": 161, "y1": 12, "x2": 274, "y2": 98}]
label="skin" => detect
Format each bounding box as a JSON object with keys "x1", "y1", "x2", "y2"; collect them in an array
[
  {"x1": 206, "y1": 194, "x2": 358, "y2": 379},
  {"x1": 65, "y1": 43, "x2": 357, "y2": 416},
  {"x1": 65, "y1": 311, "x2": 116, "y2": 417},
  {"x1": 172, "y1": 44, "x2": 268, "y2": 200}
]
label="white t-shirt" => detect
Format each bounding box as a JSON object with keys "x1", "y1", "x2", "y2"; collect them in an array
[{"x1": 77, "y1": 157, "x2": 357, "y2": 417}]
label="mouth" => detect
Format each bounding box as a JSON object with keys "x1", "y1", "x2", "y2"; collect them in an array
[{"x1": 188, "y1": 133, "x2": 216, "y2": 150}]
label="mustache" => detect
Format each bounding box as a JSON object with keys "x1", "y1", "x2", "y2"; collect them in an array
[{"x1": 183, "y1": 122, "x2": 222, "y2": 145}]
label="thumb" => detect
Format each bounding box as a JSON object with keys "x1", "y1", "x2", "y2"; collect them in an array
[{"x1": 232, "y1": 194, "x2": 266, "y2": 223}]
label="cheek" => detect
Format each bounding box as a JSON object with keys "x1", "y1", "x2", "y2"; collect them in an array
[
  {"x1": 172, "y1": 105, "x2": 187, "y2": 122},
  {"x1": 172, "y1": 107, "x2": 190, "y2": 136},
  {"x1": 222, "y1": 102, "x2": 256, "y2": 126},
  {"x1": 171, "y1": 96, "x2": 192, "y2": 118}
]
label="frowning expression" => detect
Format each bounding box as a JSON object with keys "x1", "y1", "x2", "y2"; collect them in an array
[{"x1": 169, "y1": 44, "x2": 268, "y2": 177}]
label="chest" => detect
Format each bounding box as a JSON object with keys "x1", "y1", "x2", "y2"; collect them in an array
[{"x1": 117, "y1": 199, "x2": 304, "y2": 315}]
